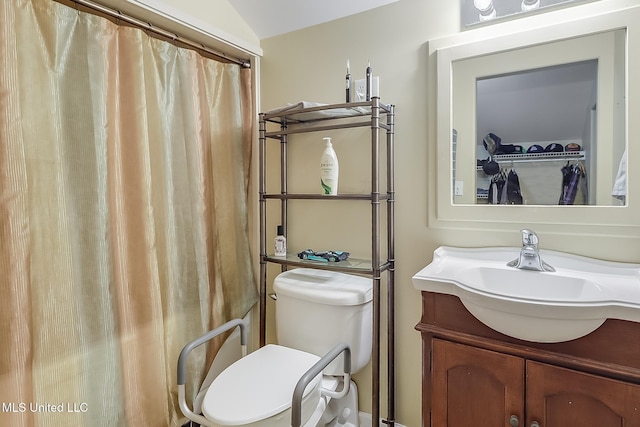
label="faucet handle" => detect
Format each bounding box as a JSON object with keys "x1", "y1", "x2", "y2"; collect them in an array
[{"x1": 521, "y1": 229, "x2": 538, "y2": 247}]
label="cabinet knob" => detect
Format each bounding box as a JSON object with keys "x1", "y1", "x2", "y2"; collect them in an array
[
  {"x1": 530, "y1": 422, "x2": 540, "y2": 427},
  {"x1": 509, "y1": 415, "x2": 520, "y2": 426}
]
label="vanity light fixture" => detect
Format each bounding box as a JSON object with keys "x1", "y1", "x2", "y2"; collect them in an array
[
  {"x1": 474, "y1": 0, "x2": 497, "y2": 21},
  {"x1": 463, "y1": 0, "x2": 585, "y2": 27}
]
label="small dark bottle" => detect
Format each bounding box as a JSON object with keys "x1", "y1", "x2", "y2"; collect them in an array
[{"x1": 346, "y1": 59, "x2": 351, "y2": 103}]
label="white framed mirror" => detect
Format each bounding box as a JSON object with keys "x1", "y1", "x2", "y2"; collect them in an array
[
  {"x1": 453, "y1": 29, "x2": 624, "y2": 207},
  {"x1": 428, "y1": 4, "x2": 640, "y2": 236}
]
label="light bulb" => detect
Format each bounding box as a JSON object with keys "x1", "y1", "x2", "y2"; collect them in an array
[
  {"x1": 474, "y1": 0, "x2": 496, "y2": 21},
  {"x1": 522, "y1": 0, "x2": 540, "y2": 11},
  {"x1": 474, "y1": 0, "x2": 493, "y2": 12}
]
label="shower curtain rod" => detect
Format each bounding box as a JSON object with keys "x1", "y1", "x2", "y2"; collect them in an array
[{"x1": 70, "y1": 0, "x2": 252, "y2": 68}]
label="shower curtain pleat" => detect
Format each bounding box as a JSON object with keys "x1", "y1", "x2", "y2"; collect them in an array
[{"x1": 0, "y1": 1, "x2": 258, "y2": 426}]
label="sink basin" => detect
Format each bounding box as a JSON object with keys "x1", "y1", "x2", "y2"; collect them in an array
[{"x1": 412, "y1": 246, "x2": 640, "y2": 343}]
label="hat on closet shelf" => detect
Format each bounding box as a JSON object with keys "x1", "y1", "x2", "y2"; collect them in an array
[
  {"x1": 483, "y1": 132, "x2": 501, "y2": 155},
  {"x1": 544, "y1": 143, "x2": 564, "y2": 152},
  {"x1": 526, "y1": 144, "x2": 544, "y2": 153}
]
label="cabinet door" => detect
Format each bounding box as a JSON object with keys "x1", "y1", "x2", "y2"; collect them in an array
[
  {"x1": 432, "y1": 339, "x2": 525, "y2": 427},
  {"x1": 527, "y1": 361, "x2": 640, "y2": 426}
]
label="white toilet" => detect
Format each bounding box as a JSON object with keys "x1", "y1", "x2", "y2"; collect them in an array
[{"x1": 200, "y1": 268, "x2": 373, "y2": 427}]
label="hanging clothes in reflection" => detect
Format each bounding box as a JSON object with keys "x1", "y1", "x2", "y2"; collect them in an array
[
  {"x1": 506, "y1": 169, "x2": 524, "y2": 204},
  {"x1": 488, "y1": 170, "x2": 505, "y2": 204},
  {"x1": 559, "y1": 161, "x2": 588, "y2": 205},
  {"x1": 488, "y1": 167, "x2": 523, "y2": 205}
]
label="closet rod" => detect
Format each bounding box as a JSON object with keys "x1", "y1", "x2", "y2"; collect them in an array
[{"x1": 70, "y1": 0, "x2": 252, "y2": 68}]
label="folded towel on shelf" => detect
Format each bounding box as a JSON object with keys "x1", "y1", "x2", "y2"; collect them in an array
[
  {"x1": 265, "y1": 101, "x2": 326, "y2": 115},
  {"x1": 265, "y1": 101, "x2": 368, "y2": 120},
  {"x1": 611, "y1": 149, "x2": 627, "y2": 203}
]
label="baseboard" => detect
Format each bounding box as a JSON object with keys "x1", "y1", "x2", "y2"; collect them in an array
[{"x1": 358, "y1": 412, "x2": 407, "y2": 427}]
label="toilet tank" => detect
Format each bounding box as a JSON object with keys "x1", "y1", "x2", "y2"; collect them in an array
[{"x1": 274, "y1": 268, "x2": 373, "y2": 375}]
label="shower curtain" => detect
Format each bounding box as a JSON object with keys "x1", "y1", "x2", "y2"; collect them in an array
[{"x1": 0, "y1": 1, "x2": 258, "y2": 426}]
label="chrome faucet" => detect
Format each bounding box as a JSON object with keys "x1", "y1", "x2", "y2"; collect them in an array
[{"x1": 507, "y1": 229, "x2": 555, "y2": 272}]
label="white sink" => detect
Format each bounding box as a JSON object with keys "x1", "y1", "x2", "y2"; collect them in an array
[{"x1": 412, "y1": 246, "x2": 640, "y2": 343}]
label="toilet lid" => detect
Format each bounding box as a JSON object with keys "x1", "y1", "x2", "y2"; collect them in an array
[{"x1": 202, "y1": 344, "x2": 322, "y2": 425}]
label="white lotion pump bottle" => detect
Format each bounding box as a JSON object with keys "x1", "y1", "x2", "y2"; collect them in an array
[{"x1": 320, "y1": 137, "x2": 339, "y2": 195}]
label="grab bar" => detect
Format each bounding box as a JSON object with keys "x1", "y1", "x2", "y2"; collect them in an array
[
  {"x1": 177, "y1": 318, "x2": 249, "y2": 427},
  {"x1": 291, "y1": 343, "x2": 351, "y2": 427}
]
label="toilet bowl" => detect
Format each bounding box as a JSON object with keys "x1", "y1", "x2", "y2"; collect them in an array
[{"x1": 181, "y1": 268, "x2": 373, "y2": 427}]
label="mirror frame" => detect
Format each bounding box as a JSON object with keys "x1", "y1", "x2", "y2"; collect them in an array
[
  {"x1": 427, "y1": 4, "x2": 639, "y2": 237},
  {"x1": 454, "y1": 31, "x2": 622, "y2": 206}
]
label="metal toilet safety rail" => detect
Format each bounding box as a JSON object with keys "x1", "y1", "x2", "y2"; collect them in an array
[
  {"x1": 176, "y1": 318, "x2": 352, "y2": 427},
  {"x1": 291, "y1": 343, "x2": 351, "y2": 427},
  {"x1": 177, "y1": 318, "x2": 249, "y2": 426}
]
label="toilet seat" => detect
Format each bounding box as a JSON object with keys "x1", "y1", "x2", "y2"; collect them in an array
[{"x1": 202, "y1": 344, "x2": 323, "y2": 426}]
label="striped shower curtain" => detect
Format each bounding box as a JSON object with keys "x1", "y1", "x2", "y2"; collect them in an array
[{"x1": 0, "y1": 0, "x2": 258, "y2": 425}]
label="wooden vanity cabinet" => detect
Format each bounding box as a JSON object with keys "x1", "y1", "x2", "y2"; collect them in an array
[{"x1": 418, "y1": 292, "x2": 640, "y2": 427}]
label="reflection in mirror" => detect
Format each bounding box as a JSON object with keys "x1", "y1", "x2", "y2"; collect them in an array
[
  {"x1": 451, "y1": 28, "x2": 626, "y2": 207},
  {"x1": 476, "y1": 61, "x2": 596, "y2": 205}
]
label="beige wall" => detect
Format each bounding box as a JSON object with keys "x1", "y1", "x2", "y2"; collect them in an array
[
  {"x1": 101, "y1": 0, "x2": 261, "y2": 56},
  {"x1": 260, "y1": 1, "x2": 640, "y2": 426},
  {"x1": 155, "y1": 0, "x2": 258, "y2": 47}
]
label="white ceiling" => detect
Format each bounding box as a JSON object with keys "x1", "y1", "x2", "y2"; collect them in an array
[{"x1": 227, "y1": 0, "x2": 399, "y2": 39}]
